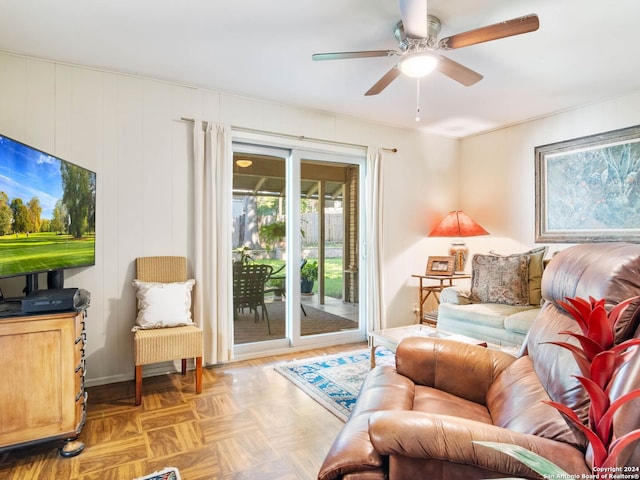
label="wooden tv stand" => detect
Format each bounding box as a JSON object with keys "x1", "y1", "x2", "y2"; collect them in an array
[{"x1": 0, "y1": 310, "x2": 87, "y2": 457}]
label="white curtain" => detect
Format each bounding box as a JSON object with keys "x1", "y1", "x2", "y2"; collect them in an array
[
  {"x1": 365, "y1": 147, "x2": 385, "y2": 331},
  {"x1": 192, "y1": 121, "x2": 233, "y2": 364}
]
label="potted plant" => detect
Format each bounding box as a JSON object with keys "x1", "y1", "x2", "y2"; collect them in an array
[
  {"x1": 232, "y1": 246, "x2": 253, "y2": 265},
  {"x1": 476, "y1": 295, "x2": 640, "y2": 475},
  {"x1": 259, "y1": 221, "x2": 286, "y2": 258},
  {"x1": 259, "y1": 220, "x2": 306, "y2": 258},
  {"x1": 301, "y1": 260, "x2": 318, "y2": 294}
]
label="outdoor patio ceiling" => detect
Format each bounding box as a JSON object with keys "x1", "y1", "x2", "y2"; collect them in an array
[{"x1": 232, "y1": 153, "x2": 350, "y2": 200}]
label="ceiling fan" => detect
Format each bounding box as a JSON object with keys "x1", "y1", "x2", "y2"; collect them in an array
[{"x1": 312, "y1": 0, "x2": 539, "y2": 96}]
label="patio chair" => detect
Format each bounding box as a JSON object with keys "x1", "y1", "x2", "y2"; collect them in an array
[
  {"x1": 264, "y1": 263, "x2": 286, "y2": 298},
  {"x1": 233, "y1": 263, "x2": 274, "y2": 333},
  {"x1": 263, "y1": 260, "x2": 308, "y2": 316}
]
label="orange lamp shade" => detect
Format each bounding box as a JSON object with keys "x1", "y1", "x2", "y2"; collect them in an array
[
  {"x1": 429, "y1": 211, "x2": 489, "y2": 272},
  {"x1": 428, "y1": 210, "x2": 489, "y2": 238}
]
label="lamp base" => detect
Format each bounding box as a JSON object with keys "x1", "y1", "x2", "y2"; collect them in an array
[{"x1": 449, "y1": 242, "x2": 469, "y2": 273}]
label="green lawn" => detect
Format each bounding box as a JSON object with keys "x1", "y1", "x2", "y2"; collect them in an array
[
  {"x1": 0, "y1": 232, "x2": 95, "y2": 276},
  {"x1": 259, "y1": 258, "x2": 343, "y2": 298}
]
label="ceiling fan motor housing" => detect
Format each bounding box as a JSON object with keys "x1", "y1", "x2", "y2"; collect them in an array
[{"x1": 394, "y1": 15, "x2": 442, "y2": 53}]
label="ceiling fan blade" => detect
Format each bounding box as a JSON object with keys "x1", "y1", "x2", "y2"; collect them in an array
[
  {"x1": 312, "y1": 50, "x2": 396, "y2": 61},
  {"x1": 365, "y1": 66, "x2": 402, "y2": 96},
  {"x1": 398, "y1": 0, "x2": 427, "y2": 38},
  {"x1": 436, "y1": 55, "x2": 483, "y2": 86},
  {"x1": 440, "y1": 13, "x2": 539, "y2": 50}
]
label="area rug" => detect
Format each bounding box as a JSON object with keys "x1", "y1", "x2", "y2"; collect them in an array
[
  {"x1": 135, "y1": 467, "x2": 181, "y2": 480},
  {"x1": 275, "y1": 348, "x2": 395, "y2": 421}
]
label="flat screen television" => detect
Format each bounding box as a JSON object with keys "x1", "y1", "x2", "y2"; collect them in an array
[{"x1": 0, "y1": 133, "x2": 96, "y2": 293}]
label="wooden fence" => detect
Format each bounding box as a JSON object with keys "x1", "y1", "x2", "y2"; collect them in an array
[{"x1": 300, "y1": 213, "x2": 343, "y2": 245}]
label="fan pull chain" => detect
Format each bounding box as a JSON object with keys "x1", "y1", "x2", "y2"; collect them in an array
[{"x1": 415, "y1": 78, "x2": 421, "y2": 122}]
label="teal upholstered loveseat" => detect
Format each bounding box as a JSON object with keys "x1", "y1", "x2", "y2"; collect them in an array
[{"x1": 436, "y1": 247, "x2": 548, "y2": 347}]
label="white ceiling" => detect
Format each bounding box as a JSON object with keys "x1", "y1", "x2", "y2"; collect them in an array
[{"x1": 1, "y1": 0, "x2": 639, "y2": 138}]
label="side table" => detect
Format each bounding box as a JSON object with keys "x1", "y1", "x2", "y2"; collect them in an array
[{"x1": 411, "y1": 273, "x2": 470, "y2": 325}]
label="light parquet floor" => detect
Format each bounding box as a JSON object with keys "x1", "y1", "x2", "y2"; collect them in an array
[{"x1": 0, "y1": 343, "x2": 366, "y2": 480}]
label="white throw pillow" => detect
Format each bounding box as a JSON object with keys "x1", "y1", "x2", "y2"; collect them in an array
[{"x1": 132, "y1": 279, "x2": 195, "y2": 331}]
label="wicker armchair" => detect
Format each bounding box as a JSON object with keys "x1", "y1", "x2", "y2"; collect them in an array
[{"x1": 133, "y1": 256, "x2": 203, "y2": 406}]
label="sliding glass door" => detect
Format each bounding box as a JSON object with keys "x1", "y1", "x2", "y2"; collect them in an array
[
  {"x1": 231, "y1": 141, "x2": 365, "y2": 357},
  {"x1": 298, "y1": 157, "x2": 360, "y2": 338},
  {"x1": 232, "y1": 144, "x2": 289, "y2": 347}
]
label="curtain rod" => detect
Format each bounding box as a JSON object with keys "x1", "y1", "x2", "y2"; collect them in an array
[{"x1": 179, "y1": 117, "x2": 397, "y2": 153}]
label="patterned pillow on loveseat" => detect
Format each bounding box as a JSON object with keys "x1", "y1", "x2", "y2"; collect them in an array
[{"x1": 469, "y1": 253, "x2": 530, "y2": 306}]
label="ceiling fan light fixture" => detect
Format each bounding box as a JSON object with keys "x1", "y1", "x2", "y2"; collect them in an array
[{"x1": 398, "y1": 52, "x2": 438, "y2": 78}]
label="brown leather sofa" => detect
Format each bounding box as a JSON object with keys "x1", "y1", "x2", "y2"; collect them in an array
[{"x1": 318, "y1": 243, "x2": 640, "y2": 479}]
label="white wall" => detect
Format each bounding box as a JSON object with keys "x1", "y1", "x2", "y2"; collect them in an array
[
  {"x1": 457, "y1": 91, "x2": 640, "y2": 259},
  {"x1": 383, "y1": 132, "x2": 459, "y2": 324},
  {"x1": 0, "y1": 52, "x2": 459, "y2": 385}
]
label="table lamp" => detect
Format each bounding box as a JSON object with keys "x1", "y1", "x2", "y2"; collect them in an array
[{"x1": 428, "y1": 210, "x2": 489, "y2": 273}]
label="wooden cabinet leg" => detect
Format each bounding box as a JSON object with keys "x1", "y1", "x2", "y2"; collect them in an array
[
  {"x1": 60, "y1": 437, "x2": 85, "y2": 458},
  {"x1": 135, "y1": 365, "x2": 142, "y2": 406}
]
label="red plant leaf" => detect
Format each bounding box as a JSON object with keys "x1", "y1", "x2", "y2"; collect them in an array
[
  {"x1": 544, "y1": 400, "x2": 608, "y2": 466},
  {"x1": 587, "y1": 304, "x2": 614, "y2": 349},
  {"x1": 591, "y1": 352, "x2": 617, "y2": 390},
  {"x1": 576, "y1": 376, "x2": 610, "y2": 438},
  {"x1": 610, "y1": 338, "x2": 640, "y2": 356},
  {"x1": 557, "y1": 331, "x2": 604, "y2": 361},
  {"x1": 558, "y1": 298, "x2": 591, "y2": 333},
  {"x1": 545, "y1": 341, "x2": 592, "y2": 377},
  {"x1": 608, "y1": 340, "x2": 640, "y2": 391},
  {"x1": 596, "y1": 390, "x2": 640, "y2": 449},
  {"x1": 611, "y1": 352, "x2": 633, "y2": 387},
  {"x1": 602, "y1": 429, "x2": 640, "y2": 469}
]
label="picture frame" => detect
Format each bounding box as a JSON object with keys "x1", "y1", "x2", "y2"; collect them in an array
[
  {"x1": 425, "y1": 256, "x2": 455, "y2": 276},
  {"x1": 535, "y1": 124, "x2": 640, "y2": 243}
]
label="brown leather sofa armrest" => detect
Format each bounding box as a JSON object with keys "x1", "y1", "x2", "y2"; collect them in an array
[
  {"x1": 317, "y1": 414, "x2": 385, "y2": 480},
  {"x1": 318, "y1": 366, "x2": 416, "y2": 480},
  {"x1": 395, "y1": 336, "x2": 517, "y2": 405},
  {"x1": 368, "y1": 411, "x2": 591, "y2": 477}
]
